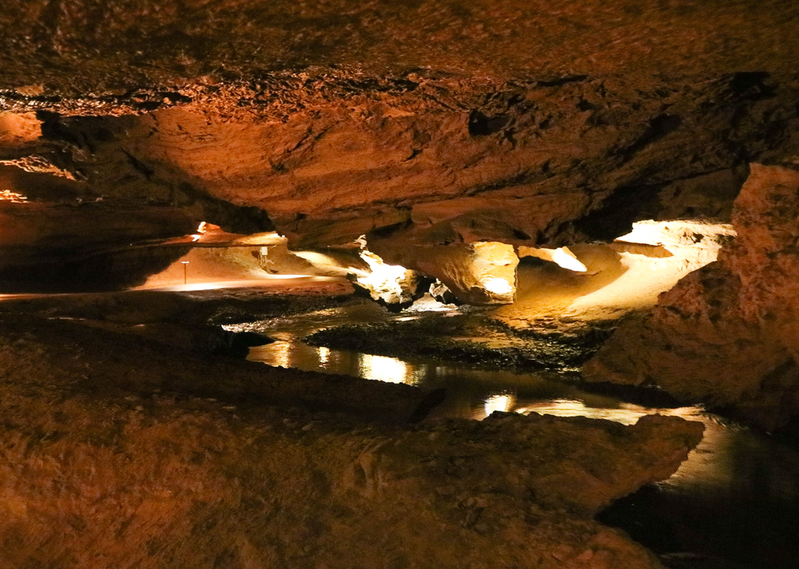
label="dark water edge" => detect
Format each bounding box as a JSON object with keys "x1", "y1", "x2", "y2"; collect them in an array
[
  {"x1": 598, "y1": 413, "x2": 799, "y2": 569},
  {"x1": 600, "y1": 482, "x2": 799, "y2": 569},
  {"x1": 237, "y1": 307, "x2": 799, "y2": 569}
]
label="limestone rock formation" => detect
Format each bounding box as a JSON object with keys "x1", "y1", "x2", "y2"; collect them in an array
[
  {"x1": 1, "y1": 1, "x2": 797, "y2": 565},
  {"x1": 584, "y1": 163, "x2": 799, "y2": 430},
  {"x1": 0, "y1": 1, "x2": 798, "y2": 291},
  {"x1": 0, "y1": 309, "x2": 703, "y2": 569},
  {"x1": 370, "y1": 240, "x2": 519, "y2": 305}
]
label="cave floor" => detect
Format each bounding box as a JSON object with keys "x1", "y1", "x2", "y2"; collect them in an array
[{"x1": 0, "y1": 285, "x2": 796, "y2": 568}]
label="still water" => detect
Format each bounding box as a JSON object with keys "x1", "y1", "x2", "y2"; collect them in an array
[{"x1": 239, "y1": 308, "x2": 799, "y2": 568}]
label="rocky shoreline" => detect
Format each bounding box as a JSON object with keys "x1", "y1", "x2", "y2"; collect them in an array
[{"x1": 0, "y1": 289, "x2": 703, "y2": 569}]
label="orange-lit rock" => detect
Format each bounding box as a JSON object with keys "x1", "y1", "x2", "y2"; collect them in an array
[
  {"x1": 372, "y1": 240, "x2": 519, "y2": 305},
  {"x1": 0, "y1": 310, "x2": 702, "y2": 569},
  {"x1": 1, "y1": 1, "x2": 798, "y2": 565},
  {"x1": 584, "y1": 163, "x2": 799, "y2": 430}
]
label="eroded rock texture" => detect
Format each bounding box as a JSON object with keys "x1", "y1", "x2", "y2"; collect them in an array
[
  {"x1": 584, "y1": 163, "x2": 799, "y2": 430},
  {"x1": 0, "y1": 311, "x2": 702, "y2": 569},
  {"x1": 0, "y1": 2, "x2": 793, "y2": 565},
  {"x1": 0, "y1": 1, "x2": 798, "y2": 290}
]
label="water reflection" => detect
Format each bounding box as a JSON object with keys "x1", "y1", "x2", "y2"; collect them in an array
[
  {"x1": 267, "y1": 340, "x2": 292, "y2": 369},
  {"x1": 516, "y1": 398, "x2": 664, "y2": 424},
  {"x1": 249, "y1": 335, "x2": 428, "y2": 385},
  {"x1": 359, "y1": 353, "x2": 427, "y2": 385},
  {"x1": 318, "y1": 346, "x2": 330, "y2": 365},
  {"x1": 249, "y1": 331, "x2": 799, "y2": 505},
  {"x1": 484, "y1": 393, "x2": 516, "y2": 416},
  {"x1": 243, "y1": 310, "x2": 799, "y2": 569}
]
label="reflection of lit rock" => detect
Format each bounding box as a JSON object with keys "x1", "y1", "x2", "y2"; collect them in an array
[
  {"x1": 358, "y1": 353, "x2": 425, "y2": 385},
  {"x1": 516, "y1": 399, "x2": 654, "y2": 425},
  {"x1": 263, "y1": 341, "x2": 292, "y2": 369},
  {"x1": 484, "y1": 393, "x2": 516, "y2": 416}
]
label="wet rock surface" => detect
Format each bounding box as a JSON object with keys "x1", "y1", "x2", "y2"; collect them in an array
[
  {"x1": 305, "y1": 312, "x2": 620, "y2": 372},
  {"x1": 584, "y1": 163, "x2": 799, "y2": 430},
  {"x1": 0, "y1": 304, "x2": 702, "y2": 568}
]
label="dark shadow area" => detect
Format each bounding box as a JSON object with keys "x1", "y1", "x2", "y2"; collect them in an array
[
  {"x1": 0, "y1": 245, "x2": 191, "y2": 293},
  {"x1": 599, "y1": 426, "x2": 799, "y2": 569}
]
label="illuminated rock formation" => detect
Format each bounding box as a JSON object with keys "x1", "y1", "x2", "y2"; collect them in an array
[
  {"x1": 0, "y1": 1, "x2": 798, "y2": 291},
  {"x1": 584, "y1": 163, "x2": 799, "y2": 430},
  {"x1": 370, "y1": 240, "x2": 519, "y2": 305},
  {"x1": 0, "y1": 1, "x2": 798, "y2": 565}
]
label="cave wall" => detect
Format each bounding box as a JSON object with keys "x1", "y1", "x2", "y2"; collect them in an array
[
  {"x1": 7, "y1": 74, "x2": 799, "y2": 250},
  {"x1": 0, "y1": 0, "x2": 798, "y2": 424},
  {"x1": 1, "y1": 71, "x2": 797, "y2": 292},
  {"x1": 584, "y1": 162, "x2": 799, "y2": 430},
  {"x1": 2, "y1": 0, "x2": 798, "y2": 93},
  {"x1": 0, "y1": 1, "x2": 798, "y2": 286}
]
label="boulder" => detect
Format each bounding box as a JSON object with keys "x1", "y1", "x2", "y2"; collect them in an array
[{"x1": 584, "y1": 163, "x2": 799, "y2": 430}]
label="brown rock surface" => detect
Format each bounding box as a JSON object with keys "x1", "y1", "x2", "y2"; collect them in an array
[
  {"x1": 1, "y1": 1, "x2": 798, "y2": 93},
  {"x1": 369, "y1": 240, "x2": 519, "y2": 305},
  {"x1": 0, "y1": 2, "x2": 792, "y2": 565},
  {"x1": 0, "y1": 1, "x2": 798, "y2": 289},
  {"x1": 584, "y1": 163, "x2": 799, "y2": 430},
  {"x1": 11, "y1": 75, "x2": 798, "y2": 252},
  {"x1": 0, "y1": 306, "x2": 702, "y2": 568}
]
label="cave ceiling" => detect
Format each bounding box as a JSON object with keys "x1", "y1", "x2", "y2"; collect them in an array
[{"x1": 1, "y1": 0, "x2": 799, "y2": 284}]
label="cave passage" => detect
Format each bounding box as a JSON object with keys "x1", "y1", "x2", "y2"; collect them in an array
[{"x1": 3, "y1": 2, "x2": 799, "y2": 565}]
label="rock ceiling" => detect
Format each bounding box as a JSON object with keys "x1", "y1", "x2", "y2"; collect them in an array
[{"x1": 1, "y1": 0, "x2": 799, "y2": 289}]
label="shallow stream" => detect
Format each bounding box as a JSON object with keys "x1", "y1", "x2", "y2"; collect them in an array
[{"x1": 237, "y1": 305, "x2": 799, "y2": 569}]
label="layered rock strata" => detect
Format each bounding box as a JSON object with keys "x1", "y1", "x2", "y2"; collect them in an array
[
  {"x1": 0, "y1": 1, "x2": 798, "y2": 291},
  {"x1": 0, "y1": 73, "x2": 797, "y2": 292}
]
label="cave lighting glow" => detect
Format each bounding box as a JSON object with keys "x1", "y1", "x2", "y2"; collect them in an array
[
  {"x1": 144, "y1": 275, "x2": 331, "y2": 292},
  {"x1": 615, "y1": 219, "x2": 736, "y2": 248},
  {"x1": 514, "y1": 399, "x2": 710, "y2": 427},
  {"x1": 267, "y1": 341, "x2": 292, "y2": 369},
  {"x1": 0, "y1": 189, "x2": 28, "y2": 203},
  {"x1": 515, "y1": 399, "x2": 650, "y2": 424},
  {"x1": 358, "y1": 353, "x2": 426, "y2": 385},
  {"x1": 551, "y1": 248, "x2": 588, "y2": 272},
  {"x1": 355, "y1": 248, "x2": 415, "y2": 302},
  {"x1": 191, "y1": 221, "x2": 208, "y2": 242},
  {"x1": 317, "y1": 346, "x2": 330, "y2": 365},
  {"x1": 407, "y1": 294, "x2": 458, "y2": 312},
  {"x1": 293, "y1": 250, "x2": 339, "y2": 266},
  {"x1": 484, "y1": 393, "x2": 516, "y2": 416},
  {"x1": 482, "y1": 277, "x2": 513, "y2": 295},
  {"x1": 518, "y1": 246, "x2": 587, "y2": 273}
]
